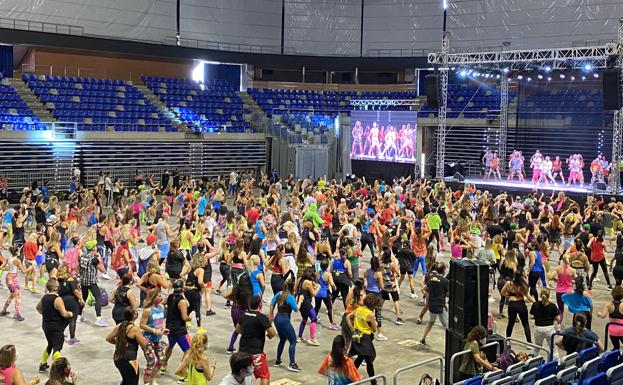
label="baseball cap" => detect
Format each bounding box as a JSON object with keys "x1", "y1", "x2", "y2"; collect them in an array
[
  {"x1": 146, "y1": 234, "x2": 157, "y2": 246},
  {"x1": 173, "y1": 279, "x2": 184, "y2": 292},
  {"x1": 85, "y1": 240, "x2": 97, "y2": 251}
]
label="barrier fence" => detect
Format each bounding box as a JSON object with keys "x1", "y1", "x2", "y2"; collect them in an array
[
  {"x1": 604, "y1": 321, "x2": 623, "y2": 351},
  {"x1": 393, "y1": 357, "x2": 444, "y2": 385},
  {"x1": 449, "y1": 342, "x2": 501, "y2": 384},
  {"x1": 351, "y1": 374, "x2": 388, "y2": 385}
]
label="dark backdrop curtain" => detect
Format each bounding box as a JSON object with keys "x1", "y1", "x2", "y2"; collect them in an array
[{"x1": 0, "y1": 45, "x2": 13, "y2": 78}]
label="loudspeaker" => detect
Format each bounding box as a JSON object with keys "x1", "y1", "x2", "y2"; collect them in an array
[
  {"x1": 603, "y1": 69, "x2": 622, "y2": 110},
  {"x1": 448, "y1": 259, "x2": 489, "y2": 337},
  {"x1": 595, "y1": 181, "x2": 607, "y2": 191},
  {"x1": 453, "y1": 172, "x2": 465, "y2": 182},
  {"x1": 426, "y1": 74, "x2": 439, "y2": 109},
  {"x1": 444, "y1": 330, "x2": 466, "y2": 384}
]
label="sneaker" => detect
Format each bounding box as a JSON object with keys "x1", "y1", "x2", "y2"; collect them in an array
[
  {"x1": 215, "y1": 289, "x2": 222, "y2": 294},
  {"x1": 376, "y1": 334, "x2": 388, "y2": 341},
  {"x1": 177, "y1": 378, "x2": 187, "y2": 384},
  {"x1": 160, "y1": 365, "x2": 168, "y2": 374},
  {"x1": 38, "y1": 363, "x2": 49, "y2": 373},
  {"x1": 497, "y1": 313, "x2": 506, "y2": 319},
  {"x1": 416, "y1": 319, "x2": 423, "y2": 325},
  {"x1": 68, "y1": 338, "x2": 80, "y2": 345},
  {"x1": 0, "y1": 310, "x2": 8, "y2": 317},
  {"x1": 224, "y1": 302, "x2": 232, "y2": 309},
  {"x1": 205, "y1": 309, "x2": 216, "y2": 316},
  {"x1": 29, "y1": 287, "x2": 41, "y2": 294},
  {"x1": 101, "y1": 273, "x2": 112, "y2": 280},
  {"x1": 307, "y1": 338, "x2": 320, "y2": 346},
  {"x1": 297, "y1": 337, "x2": 305, "y2": 343},
  {"x1": 38, "y1": 277, "x2": 47, "y2": 284},
  {"x1": 288, "y1": 363, "x2": 301, "y2": 372},
  {"x1": 420, "y1": 339, "x2": 429, "y2": 348},
  {"x1": 410, "y1": 292, "x2": 418, "y2": 299},
  {"x1": 94, "y1": 318, "x2": 109, "y2": 327},
  {"x1": 329, "y1": 323, "x2": 339, "y2": 330},
  {"x1": 395, "y1": 318, "x2": 405, "y2": 325},
  {"x1": 608, "y1": 285, "x2": 614, "y2": 290},
  {"x1": 77, "y1": 315, "x2": 85, "y2": 323},
  {"x1": 226, "y1": 347, "x2": 235, "y2": 355},
  {"x1": 14, "y1": 314, "x2": 25, "y2": 321},
  {"x1": 274, "y1": 360, "x2": 282, "y2": 367}
]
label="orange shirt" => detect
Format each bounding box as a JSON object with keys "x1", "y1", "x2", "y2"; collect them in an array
[
  {"x1": 318, "y1": 354, "x2": 361, "y2": 384},
  {"x1": 24, "y1": 241, "x2": 39, "y2": 261}
]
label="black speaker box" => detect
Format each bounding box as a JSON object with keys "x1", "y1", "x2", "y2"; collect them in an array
[
  {"x1": 448, "y1": 259, "x2": 489, "y2": 337},
  {"x1": 453, "y1": 172, "x2": 465, "y2": 182},
  {"x1": 445, "y1": 330, "x2": 466, "y2": 384},
  {"x1": 426, "y1": 74, "x2": 439, "y2": 109},
  {"x1": 595, "y1": 181, "x2": 608, "y2": 191},
  {"x1": 603, "y1": 69, "x2": 622, "y2": 110}
]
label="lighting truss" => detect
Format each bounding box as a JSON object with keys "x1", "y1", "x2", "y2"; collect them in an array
[{"x1": 350, "y1": 99, "x2": 420, "y2": 108}]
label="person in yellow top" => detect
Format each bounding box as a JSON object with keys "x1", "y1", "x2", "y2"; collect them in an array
[
  {"x1": 346, "y1": 295, "x2": 380, "y2": 384},
  {"x1": 180, "y1": 221, "x2": 194, "y2": 260}
]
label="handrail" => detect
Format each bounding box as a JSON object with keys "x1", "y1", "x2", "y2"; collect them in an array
[
  {"x1": 393, "y1": 357, "x2": 444, "y2": 385},
  {"x1": 548, "y1": 331, "x2": 597, "y2": 361},
  {"x1": 449, "y1": 341, "x2": 500, "y2": 384},
  {"x1": 505, "y1": 337, "x2": 550, "y2": 357},
  {"x1": 350, "y1": 374, "x2": 387, "y2": 385},
  {"x1": 604, "y1": 321, "x2": 623, "y2": 350},
  {"x1": 21, "y1": 64, "x2": 101, "y2": 78},
  {"x1": 0, "y1": 17, "x2": 83, "y2": 35}
]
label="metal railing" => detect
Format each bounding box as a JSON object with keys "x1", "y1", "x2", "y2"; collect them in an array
[
  {"x1": 548, "y1": 331, "x2": 598, "y2": 361},
  {"x1": 505, "y1": 337, "x2": 550, "y2": 357},
  {"x1": 21, "y1": 64, "x2": 102, "y2": 78},
  {"x1": 164, "y1": 36, "x2": 295, "y2": 55},
  {"x1": 449, "y1": 342, "x2": 501, "y2": 385},
  {"x1": 0, "y1": 17, "x2": 83, "y2": 35},
  {"x1": 367, "y1": 48, "x2": 430, "y2": 57},
  {"x1": 393, "y1": 357, "x2": 444, "y2": 385},
  {"x1": 350, "y1": 374, "x2": 387, "y2": 385}
]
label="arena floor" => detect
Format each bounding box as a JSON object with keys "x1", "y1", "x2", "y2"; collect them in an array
[{"x1": 1, "y1": 214, "x2": 616, "y2": 385}]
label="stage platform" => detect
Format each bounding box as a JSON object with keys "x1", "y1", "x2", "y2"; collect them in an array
[{"x1": 444, "y1": 177, "x2": 623, "y2": 198}]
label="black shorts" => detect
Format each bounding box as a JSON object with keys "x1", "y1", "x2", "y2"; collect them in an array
[
  {"x1": 203, "y1": 264, "x2": 213, "y2": 283},
  {"x1": 381, "y1": 290, "x2": 399, "y2": 302},
  {"x1": 45, "y1": 258, "x2": 60, "y2": 273},
  {"x1": 398, "y1": 250, "x2": 415, "y2": 275}
]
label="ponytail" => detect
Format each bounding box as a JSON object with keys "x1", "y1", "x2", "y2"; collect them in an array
[
  {"x1": 539, "y1": 288, "x2": 550, "y2": 306},
  {"x1": 574, "y1": 313, "x2": 587, "y2": 336}
]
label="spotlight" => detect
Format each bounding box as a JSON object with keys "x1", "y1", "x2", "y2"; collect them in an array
[
  {"x1": 544, "y1": 66, "x2": 552, "y2": 73},
  {"x1": 584, "y1": 63, "x2": 593, "y2": 71},
  {"x1": 459, "y1": 70, "x2": 467, "y2": 77},
  {"x1": 496, "y1": 74, "x2": 501, "y2": 79},
  {"x1": 571, "y1": 76, "x2": 576, "y2": 81},
  {"x1": 502, "y1": 68, "x2": 509, "y2": 74},
  {"x1": 517, "y1": 75, "x2": 524, "y2": 80},
  {"x1": 547, "y1": 77, "x2": 552, "y2": 81},
  {"x1": 593, "y1": 73, "x2": 599, "y2": 78},
  {"x1": 537, "y1": 74, "x2": 543, "y2": 80},
  {"x1": 582, "y1": 76, "x2": 586, "y2": 80},
  {"x1": 474, "y1": 72, "x2": 480, "y2": 76},
  {"x1": 443, "y1": 0, "x2": 448, "y2": 10},
  {"x1": 559, "y1": 74, "x2": 566, "y2": 79},
  {"x1": 450, "y1": 67, "x2": 456, "y2": 70},
  {"x1": 527, "y1": 77, "x2": 532, "y2": 82},
  {"x1": 467, "y1": 70, "x2": 473, "y2": 75}
]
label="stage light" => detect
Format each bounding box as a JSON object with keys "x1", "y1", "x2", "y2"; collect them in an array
[
  {"x1": 547, "y1": 77, "x2": 552, "y2": 81},
  {"x1": 571, "y1": 76, "x2": 576, "y2": 81},
  {"x1": 496, "y1": 74, "x2": 501, "y2": 79},
  {"x1": 459, "y1": 70, "x2": 467, "y2": 77},
  {"x1": 559, "y1": 74, "x2": 566, "y2": 79},
  {"x1": 593, "y1": 73, "x2": 599, "y2": 78},
  {"x1": 544, "y1": 66, "x2": 552, "y2": 73},
  {"x1": 443, "y1": 0, "x2": 448, "y2": 9},
  {"x1": 584, "y1": 63, "x2": 593, "y2": 71},
  {"x1": 467, "y1": 70, "x2": 473, "y2": 75},
  {"x1": 450, "y1": 67, "x2": 455, "y2": 70},
  {"x1": 537, "y1": 74, "x2": 543, "y2": 80},
  {"x1": 517, "y1": 75, "x2": 524, "y2": 80},
  {"x1": 527, "y1": 77, "x2": 532, "y2": 82},
  {"x1": 474, "y1": 72, "x2": 480, "y2": 76},
  {"x1": 582, "y1": 76, "x2": 586, "y2": 80}
]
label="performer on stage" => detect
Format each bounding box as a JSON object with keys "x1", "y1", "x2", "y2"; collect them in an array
[
  {"x1": 482, "y1": 149, "x2": 493, "y2": 179},
  {"x1": 530, "y1": 150, "x2": 543, "y2": 183},
  {"x1": 508, "y1": 151, "x2": 524, "y2": 181},
  {"x1": 539, "y1": 156, "x2": 557, "y2": 185},
  {"x1": 398, "y1": 124, "x2": 415, "y2": 159},
  {"x1": 383, "y1": 126, "x2": 398, "y2": 159},
  {"x1": 367, "y1": 123, "x2": 381, "y2": 157},
  {"x1": 590, "y1": 154, "x2": 610, "y2": 186},
  {"x1": 567, "y1": 154, "x2": 584, "y2": 187},
  {"x1": 488, "y1": 152, "x2": 501, "y2": 180},
  {"x1": 350, "y1": 121, "x2": 363, "y2": 157},
  {"x1": 552, "y1": 155, "x2": 565, "y2": 184}
]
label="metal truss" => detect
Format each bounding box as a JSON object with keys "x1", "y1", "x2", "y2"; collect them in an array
[
  {"x1": 350, "y1": 99, "x2": 420, "y2": 108},
  {"x1": 436, "y1": 31, "x2": 450, "y2": 179},
  {"x1": 428, "y1": 44, "x2": 616, "y2": 66},
  {"x1": 609, "y1": 18, "x2": 623, "y2": 193},
  {"x1": 498, "y1": 79, "x2": 509, "y2": 172}
]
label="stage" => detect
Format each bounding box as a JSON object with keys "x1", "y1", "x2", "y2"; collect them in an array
[{"x1": 444, "y1": 177, "x2": 623, "y2": 198}]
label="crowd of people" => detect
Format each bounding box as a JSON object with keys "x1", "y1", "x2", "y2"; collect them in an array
[{"x1": 0, "y1": 167, "x2": 622, "y2": 384}]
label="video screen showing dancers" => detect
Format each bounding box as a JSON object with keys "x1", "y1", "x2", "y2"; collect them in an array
[{"x1": 350, "y1": 110, "x2": 417, "y2": 164}]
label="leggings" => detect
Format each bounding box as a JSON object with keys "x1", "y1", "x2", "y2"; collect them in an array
[
  {"x1": 413, "y1": 256, "x2": 427, "y2": 276},
  {"x1": 354, "y1": 356, "x2": 376, "y2": 384},
  {"x1": 81, "y1": 284, "x2": 102, "y2": 317},
  {"x1": 499, "y1": 296, "x2": 507, "y2": 315},
  {"x1": 428, "y1": 229, "x2": 440, "y2": 251},
  {"x1": 589, "y1": 259, "x2": 611, "y2": 288},
  {"x1": 271, "y1": 274, "x2": 285, "y2": 295},
  {"x1": 528, "y1": 270, "x2": 544, "y2": 300},
  {"x1": 314, "y1": 296, "x2": 334, "y2": 324},
  {"x1": 114, "y1": 359, "x2": 139, "y2": 385},
  {"x1": 43, "y1": 328, "x2": 65, "y2": 360},
  {"x1": 3, "y1": 273, "x2": 21, "y2": 316},
  {"x1": 506, "y1": 300, "x2": 532, "y2": 343},
  {"x1": 298, "y1": 304, "x2": 317, "y2": 339},
  {"x1": 556, "y1": 292, "x2": 566, "y2": 322},
  {"x1": 611, "y1": 336, "x2": 623, "y2": 350},
  {"x1": 274, "y1": 314, "x2": 297, "y2": 364},
  {"x1": 218, "y1": 264, "x2": 231, "y2": 289},
  {"x1": 360, "y1": 233, "x2": 375, "y2": 256},
  {"x1": 332, "y1": 280, "x2": 351, "y2": 309},
  {"x1": 185, "y1": 289, "x2": 202, "y2": 327},
  {"x1": 143, "y1": 340, "x2": 167, "y2": 383}
]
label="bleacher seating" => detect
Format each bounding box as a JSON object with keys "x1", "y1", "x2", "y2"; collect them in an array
[
  {"x1": 459, "y1": 349, "x2": 623, "y2": 385},
  {"x1": 142, "y1": 76, "x2": 248, "y2": 133},
  {"x1": 420, "y1": 83, "x2": 517, "y2": 119},
  {"x1": 22, "y1": 73, "x2": 174, "y2": 132},
  {"x1": 0, "y1": 73, "x2": 46, "y2": 131}
]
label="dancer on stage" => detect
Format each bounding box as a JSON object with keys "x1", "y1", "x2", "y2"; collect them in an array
[
  {"x1": 530, "y1": 150, "x2": 543, "y2": 183},
  {"x1": 539, "y1": 156, "x2": 557, "y2": 185},
  {"x1": 488, "y1": 152, "x2": 501, "y2": 180},
  {"x1": 382, "y1": 126, "x2": 398, "y2": 159},
  {"x1": 508, "y1": 151, "x2": 524, "y2": 181},
  {"x1": 567, "y1": 154, "x2": 584, "y2": 187},
  {"x1": 590, "y1": 154, "x2": 610, "y2": 186},
  {"x1": 552, "y1": 156, "x2": 565, "y2": 184},
  {"x1": 350, "y1": 121, "x2": 363, "y2": 158},
  {"x1": 367, "y1": 123, "x2": 381, "y2": 157},
  {"x1": 398, "y1": 124, "x2": 415, "y2": 159},
  {"x1": 482, "y1": 149, "x2": 493, "y2": 179}
]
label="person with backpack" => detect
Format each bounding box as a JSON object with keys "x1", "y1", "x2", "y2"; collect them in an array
[
  {"x1": 78, "y1": 240, "x2": 108, "y2": 327},
  {"x1": 111, "y1": 274, "x2": 138, "y2": 325}
]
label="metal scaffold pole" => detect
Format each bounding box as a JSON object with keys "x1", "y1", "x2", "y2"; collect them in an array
[
  {"x1": 610, "y1": 17, "x2": 623, "y2": 193},
  {"x1": 499, "y1": 77, "x2": 509, "y2": 173},
  {"x1": 436, "y1": 31, "x2": 450, "y2": 179}
]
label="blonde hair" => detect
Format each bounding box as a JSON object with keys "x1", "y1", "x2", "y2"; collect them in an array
[
  {"x1": 190, "y1": 253, "x2": 206, "y2": 270},
  {"x1": 540, "y1": 288, "x2": 551, "y2": 306},
  {"x1": 57, "y1": 264, "x2": 70, "y2": 280},
  {"x1": 188, "y1": 333, "x2": 208, "y2": 368},
  {"x1": 250, "y1": 255, "x2": 260, "y2": 267},
  {"x1": 147, "y1": 261, "x2": 160, "y2": 275}
]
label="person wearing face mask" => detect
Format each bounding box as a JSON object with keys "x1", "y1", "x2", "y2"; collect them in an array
[
  {"x1": 457, "y1": 325, "x2": 496, "y2": 381},
  {"x1": 0, "y1": 344, "x2": 40, "y2": 385},
  {"x1": 140, "y1": 289, "x2": 168, "y2": 384},
  {"x1": 45, "y1": 357, "x2": 76, "y2": 385},
  {"x1": 219, "y1": 352, "x2": 254, "y2": 385}
]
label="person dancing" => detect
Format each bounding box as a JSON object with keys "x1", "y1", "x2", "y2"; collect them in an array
[
  {"x1": 350, "y1": 121, "x2": 363, "y2": 157},
  {"x1": 539, "y1": 156, "x2": 557, "y2": 185},
  {"x1": 530, "y1": 150, "x2": 543, "y2": 183},
  {"x1": 367, "y1": 123, "x2": 381, "y2": 158},
  {"x1": 567, "y1": 154, "x2": 584, "y2": 186},
  {"x1": 552, "y1": 156, "x2": 565, "y2": 184},
  {"x1": 382, "y1": 127, "x2": 398, "y2": 159},
  {"x1": 488, "y1": 152, "x2": 501, "y2": 180},
  {"x1": 508, "y1": 151, "x2": 524, "y2": 181}
]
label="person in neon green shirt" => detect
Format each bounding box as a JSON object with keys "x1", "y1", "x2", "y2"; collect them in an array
[{"x1": 425, "y1": 207, "x2": 442, "y2": 250}]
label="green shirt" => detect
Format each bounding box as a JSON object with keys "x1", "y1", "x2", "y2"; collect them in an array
[
  {"x1": 458, "y1": 340, "x2": 481, "y2": 376},
  {"x1": 427, "y1": 213, "x2": 442, "y2": 230}
]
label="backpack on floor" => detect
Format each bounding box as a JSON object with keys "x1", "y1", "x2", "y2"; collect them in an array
[{"x1": 497, "y1": 345, "x2": 517, "y2": 372}]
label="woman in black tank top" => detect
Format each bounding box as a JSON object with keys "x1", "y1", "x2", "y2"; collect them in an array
[
  {"x1": 112, "y1": 274, "x2": 138, "y2": 325},
  {"x1": 597, "y1": 287, "x2": 623, "y2": 349},
  {"x1": 106, "y1": 307, "x2": 148, "y2": 385}
]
